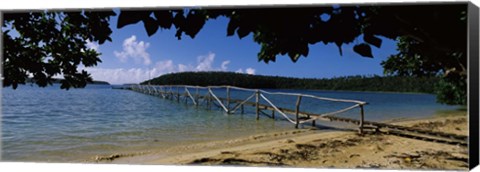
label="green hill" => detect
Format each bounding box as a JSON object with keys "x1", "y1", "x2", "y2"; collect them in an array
[{"x1": 142, "y1": 71, "x2": 440, "y2": 94}]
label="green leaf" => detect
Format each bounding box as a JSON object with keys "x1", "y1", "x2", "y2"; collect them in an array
[{"x1": 353, "y1": 43, "x2": 373, "y2": 58}]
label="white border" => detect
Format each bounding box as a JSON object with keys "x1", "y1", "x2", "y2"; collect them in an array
[
  {"x1": 0, "y1": 0, "x2": 478, "y2": 10},
  {"x1": 1, "y1": 0, "x2": 479, "y2": 172}
]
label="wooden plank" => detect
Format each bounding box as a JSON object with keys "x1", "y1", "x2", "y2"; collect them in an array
[
  {"x1": 359, "y1": 105, "x2": 364, "y2": 134},
  {"x1": 195, "y1": 87, "x2": 199, "y2": 108},
  {"x1": 226, "y1": 86, "x2": 230, "y2": 113},
  {"x1": 177, "y1": 87, "x2": 180, "y2": 103},
  {"x1": 295, "y1": 95, "x2": 302, "y2": 129},
  {"x1": 241, "y1": 104, "x2": 244, "y2": 114},
  {"x1": 255, "y1": 90, "x2": 260, "y2": 120},
  {"x1": 207, "y1": 89, "x2": 212, "y2": 110},
  {"x1": 151, "y1": 91, "x2": 316, "y2": 118}
]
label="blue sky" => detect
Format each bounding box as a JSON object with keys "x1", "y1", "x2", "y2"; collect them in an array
[{"x1": 84, "y1": 11, "x2": 399, "y2": 84}]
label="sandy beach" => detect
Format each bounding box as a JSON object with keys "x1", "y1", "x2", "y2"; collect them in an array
[{"x1": 94, "y1": 110, "x2": 469, "y2": 170}]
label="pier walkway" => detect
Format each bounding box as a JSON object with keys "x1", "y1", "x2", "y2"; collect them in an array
[{"x1": 121, "y1": 84, "x2": 468, "y2": 146}]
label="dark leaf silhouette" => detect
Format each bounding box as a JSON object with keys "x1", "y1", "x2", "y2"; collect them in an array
[
  {"x1": 364, "y1": 34, "x2": 382, "y2": 48},
  {"x1": 143, "y1": 17, "x2": 159, "y2": 36},
  {"x1": 154, "y1": 10, "x2": 173, "y2": 29},
  {"x1": 299, "y1": 44, "x2": 309, "y2": 57},
  {"x1": 335, "y1": 41, "x2": 343, "y2": 56},
  {"x1": 3, "y1": 11, "x2": 113, "y2": 89},
  {"x1": 173, "y1": 11, "x2": 186, "y2": 39},
  {"x1": 236, "y1": 26, "x2": 251, "y2": 39},
  {"x1": 117, "y1": 11, "x2": 151, "y2": 29},
  {"x1": 184, "y1": 10, "x2": 206, "y2": 38},
  {"x1": 353, "y1": 43, "x2": 374, "y2": 58},
  {"x1": 2, "y1": 4, "x2": 469, "y2": 105},
  {"x1": 226, "y1": 18, "x2": 239, "y2": 36}
]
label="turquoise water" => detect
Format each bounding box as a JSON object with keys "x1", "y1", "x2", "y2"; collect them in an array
[{"x1": 1, "y1": 85, "x2": 459, "y2": 162}]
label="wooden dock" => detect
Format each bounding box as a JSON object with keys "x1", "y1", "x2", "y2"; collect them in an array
[{"x1": 121, "y1": 84, "x2": 468, "y2": 146}]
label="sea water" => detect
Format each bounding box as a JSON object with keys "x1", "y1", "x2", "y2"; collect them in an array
[{"x1": 1, "y1": 84, "x2": 460, "y2": 162}]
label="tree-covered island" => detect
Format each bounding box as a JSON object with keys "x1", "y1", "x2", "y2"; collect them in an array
[{"x1": 142, "y1": 71, "x2": 440, "y2": 94}]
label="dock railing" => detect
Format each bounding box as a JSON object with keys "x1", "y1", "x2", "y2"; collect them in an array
[
  {"x1": 119, "y1": 84, "x2": 468, "y2": 146},
  {"x1": 128, "y1": 84, "x2": 368, "y2": 134}
]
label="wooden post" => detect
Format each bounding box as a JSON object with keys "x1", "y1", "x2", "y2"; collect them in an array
[
  {"x1": 241, "y1": 104, "x2": 244, "y2": 114},
  {"x1": 184, "y1": 87, "x2": 188, "y2": 104},
  {"x1": 359, "y1": 104, "x2": 365, "y2": 134},
  {"x1": 255, "y1": 90, "x2": 260, "y2": 120},
  {"x1": 207, "y1": 88, "x2": 212, "y2": 110},
  {"x1": 195, "y1": 86, "x2": 199, "y2": 108},
  {"x1": 226, "y1": 86, "x2": 230, "y2": 114},
  {"x1": 271, "y1": 110, "x2": 275, "y2": 119},
  {"x1": 164, "y1": 86, "x2": 167, "y2": 98},
  {"x1": 160, "y1": 86, "x2": 163, "y2": 98},
  {"x1": 177, "y1": 87, "x2": 180, "y2": 103},
  {"x1": 295, "y1": 95, "x2": 302, "y2": 129},
  {"x1": 312, "y1": 120, "x2": 316, "y2": 127}
]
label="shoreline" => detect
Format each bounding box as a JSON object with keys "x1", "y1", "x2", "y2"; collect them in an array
[{"x1": 93, "y1": 109, "x2": 468, "y2": 170}]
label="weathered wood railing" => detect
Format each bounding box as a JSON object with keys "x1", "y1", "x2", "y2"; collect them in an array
[
  {"x1": 117, "y1": 84, "x2": 468, "y2": 146},
  {"x1": 126, "y1": 84, "x2": 369, "y2": 134}
]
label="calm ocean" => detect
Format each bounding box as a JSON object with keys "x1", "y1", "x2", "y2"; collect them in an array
[{"x1": 1, "y1": 84, "x2": 460, "y2": 162}]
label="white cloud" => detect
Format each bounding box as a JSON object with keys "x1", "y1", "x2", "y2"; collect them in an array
[
  {"x1": 178, "y1": 64, "x2": 193, "y2": 72},
  {"x1": 246, "y1": 68, "x2": 256, "y2": 75},
  {"x1": 113, "y1": 35, "x2": 151, "y2": 65},
  {"x1": 85, "y1": 40, "x2": 100, "y2": 51},
  {"x1": 235, "y1": 68, "x2": 256, "y2": 75},
  {"x1": 154, "y1": 60, "x2": 175, "y2": 74},
  {"x1": 221, "y1": 61, "x2": 230, "y2": 71},
  {"x1": 177, "y1": 52, "x2": 230, "y2": 72},
  {"x1": 86, "y1": 52, "x2": 255, "y2": 84},
  {"x1": 196, "y1": 53, "x2": 215, "y2": 71},
  {"x1": 83, "y1": 60, "x2": 177, "y2": 84}
]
